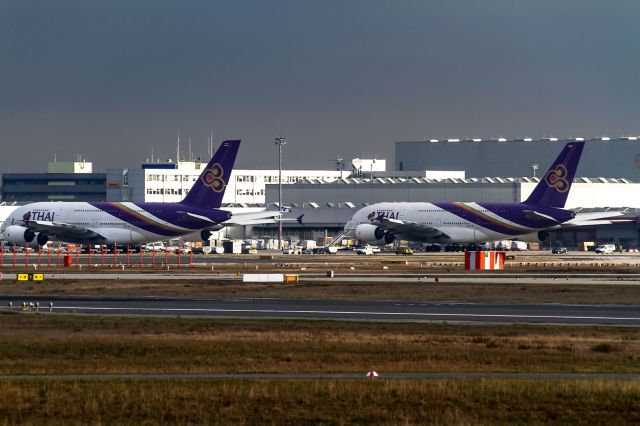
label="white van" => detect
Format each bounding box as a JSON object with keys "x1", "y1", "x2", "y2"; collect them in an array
[
  {"x1": 594, "y1": 244, "x2": 616, "y2": 254},
  {"x1": 144, "y1": 242, "x2": 165, "y2": 252}
]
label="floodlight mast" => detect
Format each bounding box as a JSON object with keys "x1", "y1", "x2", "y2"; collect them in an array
[{"x1": 275, "y1": 136, "x2": 287, "y2": 250}]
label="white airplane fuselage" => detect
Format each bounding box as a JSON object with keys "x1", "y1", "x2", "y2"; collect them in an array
[
  {"x1": 345, "y1": 201, "x2": 572, "y2": 245},
  {"x1": 1, "y1": 201, "x2": 230, "y2": 246}
]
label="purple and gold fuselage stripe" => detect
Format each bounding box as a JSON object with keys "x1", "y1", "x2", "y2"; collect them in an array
[
  {"x1": 453, "y1": 203, "x2": 532, "y2": 232},
  {"x1": 91, "y1": 202, "x2": 187, "y2": 237},
  {"x1": 111, "y1": 203, "x2": 188, "y2": 234},
  {"x1": 435, "y1": 202, "x2": 532, "y2": 236}
]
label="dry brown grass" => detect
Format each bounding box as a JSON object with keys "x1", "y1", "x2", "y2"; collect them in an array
[
  {"x1": 0, "y1": 314, "x2": 639, "y2": 375},
  {"x1": 4, "y1": 279, "x2": 640, "y2": 304},
  {"x1": 0, "y1": 379, "x2": 638, "y2": 424}
]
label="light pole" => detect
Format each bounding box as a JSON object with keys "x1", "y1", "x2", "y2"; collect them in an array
[
  {"x1": 531, "y1": 163, "x2": 540, "y2": 178},
  {"x1": 275, "y1": 136, "x2": 286, "y2": 250}
]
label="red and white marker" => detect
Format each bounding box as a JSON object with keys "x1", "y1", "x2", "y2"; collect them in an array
[{"x1": 366, "y1": 371, "x2": 379, "y2": 378}]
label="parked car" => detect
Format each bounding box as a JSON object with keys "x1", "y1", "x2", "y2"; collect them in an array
[
  {"x1": 356, "y1": 246, "x2": 375, "y2": 255},
  {"x1": 2, "y1": 242, "x2": 23, "y2": 253},
  {"x1": 144, "y1": 242, "x2": 166, "y2": 252},
  {"x1": 551, "y1": 247, "x2": 568, "y2": 254},
  {"x1": 594, "y1": 244, "x2": 616, "y2": 254}
]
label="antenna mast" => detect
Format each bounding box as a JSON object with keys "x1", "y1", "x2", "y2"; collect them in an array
[{"x1": 177, "y1": 129, "x2": 180, "y2": 162}]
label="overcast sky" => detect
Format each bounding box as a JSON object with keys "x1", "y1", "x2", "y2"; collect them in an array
[{"x1": 1, "y1": 1, "x2": 639, "y2": 172}]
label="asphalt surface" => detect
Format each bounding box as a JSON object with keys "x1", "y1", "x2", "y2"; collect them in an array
[
  {"x1": 2, "y1": 272, "x2": 640, "y2": 286},
  {"x1": 3, "y1": 295, "x2": 640, "y2": 325}
]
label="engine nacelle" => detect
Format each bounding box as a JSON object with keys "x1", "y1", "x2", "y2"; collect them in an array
[
  {"x1": 354, "y1": 224, "x2": 395, "y2": 245},
  {"x1": 519, "y1": 230, "x2": 550, "y2": 242},
  {"x1": 37, "y1": 232, "x2": 49, "y2": 246},
  {"x1": 201, "y1": 225, "x2": 224, "y2": 241},
  {"x1": 4, "y1": 226, "x2": 35, "y2": 245}
]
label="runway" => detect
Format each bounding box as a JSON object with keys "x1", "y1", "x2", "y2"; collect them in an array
[{"x1": 2, "y1": 295, "x2": 640, "y2": 325}]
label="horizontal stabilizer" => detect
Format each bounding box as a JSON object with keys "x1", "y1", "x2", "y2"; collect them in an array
[
  {"x1": 524, "y1": 210, "x2": 560, "y2": 222},
  {"x1": 177, "y1": 211, "x2": 217, "y2": 224}
]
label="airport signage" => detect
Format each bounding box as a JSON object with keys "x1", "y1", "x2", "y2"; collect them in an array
[{"x1": 17, "y1": 273, "x2": 44, "y2": 282}]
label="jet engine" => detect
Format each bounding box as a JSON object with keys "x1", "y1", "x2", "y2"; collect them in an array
[
  {"x1": 200, "y1": 225, "x2": 224, "y2": 241},
  {"x1": 354, "y1": 224, "x2": 395, "y2": 245},
  {"x1": 519, "y1": 230, "x2": 550, "y2": 242},
  {"x1": 4, "y1": 226, "x2": 36, "y2": 245},
  {"x1": 36, "y1": 232, "x2": 49, "y2": 246}
]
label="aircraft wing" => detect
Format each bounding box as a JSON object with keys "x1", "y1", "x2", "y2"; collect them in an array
[
  {"x1": 374, "y1": 217, "x2": 451, "y2": 240},
  {"x1": 26, "y1": 220, "x2": 102, "y2": 239}
]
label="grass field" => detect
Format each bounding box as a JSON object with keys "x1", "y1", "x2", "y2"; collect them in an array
[
  {"x1": 1, "y1": 314, "x2": 639, "y2": 375},
  {"x1": 0, "y1": 379, "x2": 639, "y2": 424},
  {"x1": 2, "y1": 314, "x2": 640, "y2": 422}
]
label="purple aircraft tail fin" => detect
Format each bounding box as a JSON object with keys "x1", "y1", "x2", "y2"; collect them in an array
[
  {"x1": 524, "y1": 141, "x2": 584, "y2": 208},
  {"x1": 181, "y1": 140, "x2": 240, "y2": 209}
]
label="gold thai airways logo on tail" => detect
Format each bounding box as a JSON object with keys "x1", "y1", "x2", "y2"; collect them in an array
[
  {"x1": 201, "y1": 163, "x2": 225, "y2": 192},
  {"x1": 544, "y1": 164, "x2": 570, "y2": 192}
]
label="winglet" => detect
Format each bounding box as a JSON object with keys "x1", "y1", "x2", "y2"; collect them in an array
[
  {"x1": 296, "y1": 214, "x2": 304, "y2": 224},
  {"x1": 524, "y1": 141, "x2": 584, "y2": 208},
  {"x1": 181, "y1": 140, "x2": 240, "y2": 209}
]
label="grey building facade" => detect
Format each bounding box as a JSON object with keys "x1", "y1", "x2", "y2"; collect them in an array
[
  {"x1": 395, "y1": 138, "x2": 640, "y2": 179},
  {"x1": 1, "y1": 173, "x2": 107, "y2": 202}
]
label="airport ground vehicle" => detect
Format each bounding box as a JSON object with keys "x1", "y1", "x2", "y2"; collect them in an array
[
  {"x1": 172, "y1": 244, "x2": 191, "y2": 255},
  {"x1": 356, "y1": 245, "x2": 375, "y2": 255},
  {"x1": 595, "y1": 244, "x2": 616, "y2": 254},
  {"x1": 80, "y1": 245, "x2": 101, "y2": 254},
  {"x1": 144, "y1": 242, "x2": 166, "y2": 252},
  {"x1": 510, "y1": 241, "x2": 528, "y2": 251},
  {"x1": 552, "y1": 247, "x2": 568, "y2": 254},
  {"x1": 283, "y1": 246, "x2": 302, "y2": 255},
  {"x1": 314, "y1": 246, "x2": 338, "y2": 254},
  {"x1": 395, "y1": 246, "x2": 413, "y2": 255},
  {"x1": 106, "y1": 244, "x2": 140, "y2": 254}
]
